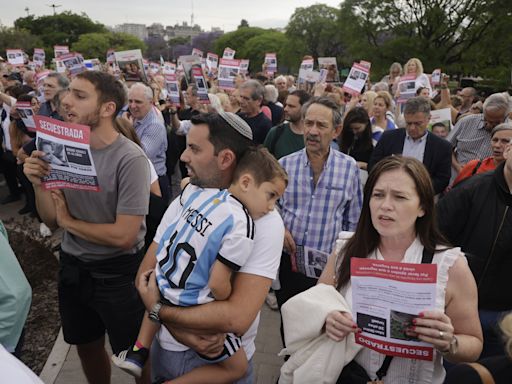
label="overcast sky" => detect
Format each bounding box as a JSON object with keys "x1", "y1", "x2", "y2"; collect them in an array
[{"x1": 1, "y1": 1, "x2": 342, "y2": 32}]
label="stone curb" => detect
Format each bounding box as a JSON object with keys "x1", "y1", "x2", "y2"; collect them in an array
[{"x1": 39, "y1": 329, "x2": 70, "y2": 384}]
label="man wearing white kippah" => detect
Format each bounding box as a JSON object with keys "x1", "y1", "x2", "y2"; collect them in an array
[{"x1": 136, "y1": 112, "x2": 285, "y2": 383}]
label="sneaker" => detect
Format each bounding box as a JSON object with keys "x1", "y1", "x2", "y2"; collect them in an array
[
  {"x1": 265, "y1": 291, "x2": 279, "y2": 310},
  {"x1": 111, "y1": 347, "x2": 148, "y2": 378},
  {"x1": 39, "y1": 223, "x2": 52, "y2": 238}
]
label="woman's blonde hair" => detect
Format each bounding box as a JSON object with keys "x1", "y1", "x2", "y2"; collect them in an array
[
  {"x1": 405, "y1": 58, "x2": 424, "y2": 76},
  {"x1": 501, "y1": 312, "x2": 512, "y2": 358}
]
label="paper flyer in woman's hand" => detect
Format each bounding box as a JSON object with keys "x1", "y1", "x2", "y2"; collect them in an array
[{"x1": 351, "y1": 258, "x2": 437, "y2": 361}]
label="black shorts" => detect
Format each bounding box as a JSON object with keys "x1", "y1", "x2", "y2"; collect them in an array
[{"x1": 58, "y1": 252, "x2": 145, "y2": 354}]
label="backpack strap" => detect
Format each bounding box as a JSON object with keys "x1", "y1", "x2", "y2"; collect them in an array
[
  {"x1": 471, "y1": 159, "x2": 483, "y2": 176},
  {"x1": 421, "y1": 248, "x2": 434, "y2": 264},
  {"x1": 465, "y1": 362, "x2": 496, "y2": 384}
]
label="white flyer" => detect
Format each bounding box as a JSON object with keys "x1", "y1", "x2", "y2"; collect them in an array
[
  {"x1": 222, "y1": 47, "x2": 236, "y2": 59},
  {"x1": 57, "y1": 53, "x2": 86, "y2": 76},
  {"x1": 218, "y1": 58, "x2": 241, "y2": 90},
  {"x1": 342, "y1": 62, "x2": 370, "y2": 96},
  {"x1": 397, "y1": 74, "x2": 418, "y2": 102},
  {"x1": 291, "y1": 245, "x2": 330, "y2": 279},
  {"x1": 318, "y1": 57, "x2": 340, "y2": 83},
  {"x1": 351, "y1": 258, "x2": 437, "y2": 361},
  {"x1": 298, "y1": 58, "x2": 314, "y2": 84},
  {"x1": 6, "y1": 49, "x2": 24, "y2": 66},
  {"x1": 33, "y1": 48, "x2": 45, "y2": 67},
  {"x1": 164, "y1": 74, "x2": 180, "y2": 106},
  {"x1": 114, "y1": 49, "x2": 147, "y2": 83},
  {"x1": 239, "y1": 59, "x2": 250, "y2": 75},
  {"x1": 428, "y1": 108, "x2": 452, "y2": 132},
  {"x1": 53, "y1": 45, "x2": 69, "y2": 58},
  {"x1": 15, "y1": 102, "x2": 36, "y2": 132},
  {"x1": 264, "y1": 53, "x2": 277, "y2": 73},
  {"x1": 192, "y1": 48, "x2": 204, "y2": 58}
]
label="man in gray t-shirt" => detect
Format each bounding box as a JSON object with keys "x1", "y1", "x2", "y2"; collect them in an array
[{"x1": 24, "y1": 71, "x2": 151, "y2": 384}]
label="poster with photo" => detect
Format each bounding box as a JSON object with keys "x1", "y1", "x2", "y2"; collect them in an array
[
  {"x1": 428, "y1": 108, "x2": 452, "y2": 133},
  {"x1": 35, "y1": 116, "x2": 99, "y2": 191},
  {"x1": 33, "y1": 48, "x2": 45, "y2": 67},
  {"x1": 239, "y1": 59, "x2": 250, "y2": 75},
  {"x1": 6, "y1": 49, "x2": 24, "y2": 66},
  {"x1": 264, "y1": 53, "x2": 277, "y2": 73},
  {"x1": 431, "y1": 69, "x2": 441, "y2": 87},
  {"x1": 57, "y1": 53, "x2": 86, "y2": 76},
  {"x1": 351, "y1": 258, "x2": 437, "y2": 361},
  {"x1": 206, "y1": 52, "x2": 219, "y2": 77},
  {"x1": 54, "y1": 45, "x2": 69, "y2": 59},
  {"x1": 164, "y1": 74, "x2": 180, "y2": 106},
  {"x1": 114, "y1": 49, "x2": 147, "y2": 83},
  {"x1": 298, "y1": 58, "x2": 314, "y2": 84},
  {"x1": 218, "y1": 58, "x2": 241, "y2": 90},
  {"x1": 192, "y1": 67, "x2": 210, "y2": 104},
  {"x1": 149, "y1": 62, "x2": 160, "y2": 75},
  {"x1": 342, "y1": 62, "x2": 370, "y2": 95},
  {"x1": 222, "y1": 47, "x2": 236, "y2": 59},
  {"x1": 178, "y1": 55, "x2": 202, "y2": 85},
  {"x1": 318, "y1": 57, "x2": 340, "y2": 83},
  {"x1": 15, "y1": 102, "x2": 36, "y2": 132},
  {"x1": 397, "y1": 74, "x2": 418, "y2": 103},
  {"x1": 162, "y1": 62, "x2": 176, "y2": 75},
  {"x1": 291, "y1": 245, "x2": 329, "y2": 279},
  {"x1": 192, "y1": 48, "x2": 204, "y2": 58}
]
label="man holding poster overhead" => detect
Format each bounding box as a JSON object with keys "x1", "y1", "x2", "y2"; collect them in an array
[{"x1": 24, "y1": 71, "x2": 151, "y2": 384}]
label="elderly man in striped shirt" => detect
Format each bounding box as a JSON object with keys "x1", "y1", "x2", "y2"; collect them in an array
[
  {"x1": 128, "y1": 83, "x2": 170, "y2": 202},
  {"x1": 275, "y1": 96, "x2": 363, "y2": 324},
  {"x1": 448, "y1": 93, "x2": 509, "y2": 176}
]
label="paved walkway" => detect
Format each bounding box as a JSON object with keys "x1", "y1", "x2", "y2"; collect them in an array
[{"x1": 0, "y1": 181, "x2": 285, "y2": 383}]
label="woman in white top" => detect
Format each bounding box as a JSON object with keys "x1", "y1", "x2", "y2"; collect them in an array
[
  {"x1": 318, "y1": 156, "x2": 482, "y2": 383},
  {"x1": 403, "y1": 57, "x2": 432, "y2": 96}
]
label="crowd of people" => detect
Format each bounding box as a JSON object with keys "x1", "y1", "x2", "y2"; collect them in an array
[{"x1": 1, "y1": 53, "x2": 512, "y2": 384}]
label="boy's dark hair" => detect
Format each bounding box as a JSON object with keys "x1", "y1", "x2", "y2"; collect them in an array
[
  {"x1": 233, "y1": 146, "x2": 288, "y2": 186},
  {"x1": 75, "y1": 71, "x2": 127, "y2": 117}
]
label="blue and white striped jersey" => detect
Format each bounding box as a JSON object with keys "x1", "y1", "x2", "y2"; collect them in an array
[{"x1": 154, "y1": 184, "x2": 254, "y2": 306}]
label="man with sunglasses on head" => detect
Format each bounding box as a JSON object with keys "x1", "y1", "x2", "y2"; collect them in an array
[{"x1": 448, "y1": 93, "x2": 509, "y2": 175}]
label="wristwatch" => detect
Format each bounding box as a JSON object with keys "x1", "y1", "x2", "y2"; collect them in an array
[
  {"x1": 442, "y1": 335, "x2": 459, "y2": 355},
  {"x1": 148, "y1": 301, "x2": 163, "y2": 323}
]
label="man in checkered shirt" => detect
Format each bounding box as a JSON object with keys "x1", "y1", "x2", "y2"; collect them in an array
[{"x1": 275, "y1": 96, "x2": 363, "y2": 321}]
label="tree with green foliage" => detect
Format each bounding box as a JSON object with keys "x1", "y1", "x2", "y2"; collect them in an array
[
  {"x1": 338, "y1": 0, "x2": 497, "y2": 79},
  {"x1": 0, "y1": 27, "x2": 43, "y2": 60},
  {"x1": 72, "y1": 32, "x2": 145, "y2": 60},
  {"x1": 238, "y1": 19, "x2": 249, "y2": 29},
  {"x1": 286, "y1": 4, "x2": 344, "y2": 59},
  {"x1": 213, "y1": 27, "x2": 267, "y2": 56},
  {"x1": 239, "y1": 31, "x2": 289, "y2": 72},
  {"x1": 14, "y1": 12, "x2": 106, "y2": 59}
]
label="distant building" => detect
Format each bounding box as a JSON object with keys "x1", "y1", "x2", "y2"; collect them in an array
[
  {"x1": 112, "y1": 21, "x2": 222, "y2": 43},
  {"x1": 116, "y1": 23, "x2": 148, "y2": 40},
  {"x1": 147, "y1": 23, "x2": 165, "y2": 38},
  {"x1": 166, "y1": 22, "x2": 202, "y2": 39}
]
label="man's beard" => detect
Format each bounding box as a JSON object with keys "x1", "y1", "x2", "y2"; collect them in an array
[
  {"x1": 188, "y1": 167, "x2": 222, "y2": 189},
  {"x1": 77, "y1": 107, "x2": 101, "y2": 129}
]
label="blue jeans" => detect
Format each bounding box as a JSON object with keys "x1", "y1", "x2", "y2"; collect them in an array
[
  {"x1": 479, "y1": 309, "x2": 507, "y2": 358},
  {"x1": 151, "y1": 341, "x2": 254, "y2": 384}
]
